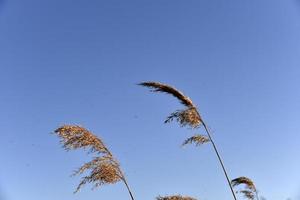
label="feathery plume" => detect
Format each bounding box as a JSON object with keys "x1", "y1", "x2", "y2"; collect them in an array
[
  {"x1": 231, "y1": 177, "x2": 257, "y2": 191},
  {"x1": 156, "y1": 195, "x2": 197, "y2": 200},
  {"x1": 54, "y1": 125, "x2": 107, "y2": 154},
  {"x1": 231, "y1": 176, "x2": 258, "y2": 200},
  {"x1": 165, "y1": 107, "x2": 201, "y2": 128},
  {"x1": 138, "y1": 82, "x2": 194, "y2": 107},
  {"x1": 239, "y1": 190, "x2": 255, "y2": 200},
  {"x1": 182, "y1": 134, "x2": 210, "y2": 146},
  {"x1": 54, "y1": 125, "x2": 123, "y2": 193},
  {"x1": 139, "y1": 82, "x2": 202, "y2": 128}
]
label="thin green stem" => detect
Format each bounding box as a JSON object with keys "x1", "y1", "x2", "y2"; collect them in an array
[{"x1": 202, "y1": 121, "x2": 237, "y2": 200}]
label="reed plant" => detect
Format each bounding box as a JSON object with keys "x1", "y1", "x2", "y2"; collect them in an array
[
  {"x1": 53, "y1": 125, "x2": 135, "y2": 200},
  {"x1": 139, "y1": 81, "x2": 238, "y2": 200},
  {"x1": 51, "y1": 82, "x2": 262, "y2": 200}
]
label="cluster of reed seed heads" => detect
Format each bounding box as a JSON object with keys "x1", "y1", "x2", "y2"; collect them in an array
[
  {"x1": 52, "y1": 81, "x2": 262, "y2": 200},
  {"x1": 156, "y1": 195, "x2": 197, "y2": 200},
  {"x1": 138, "y1": 82, "x2": 202, "y2": 128},
  {"x1": 54, "y1": 125, "x2": 123, "y2": 193}
]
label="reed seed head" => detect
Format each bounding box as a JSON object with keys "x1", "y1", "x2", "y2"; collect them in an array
[
  {"x1": 139, "y1": 81, "x2": 202, "y2": 128},
  {"x1": 54, "y1": 125, "x2": 123, "y2": 193},
  {"x1": 74, "y1": 157, "x2": 122, "y2": 193},
  {"x1": 182, "y1": 134, "x2": 210, "y2": 146},
  {"x1": 231, "y1": 176, "x2": 256, "y2": 191},
  {"x1": 138, "y1": 82, "x2": 194, "y2": 107},
  {"x1": 156, "y1": 195, "x2": 197, "y2": 200},
  {"x1": 54, "y1": 125, "x2": 107, "y2": 154},
  {"x1": 231, "y1": 176, "x2": 257, "y2": 200},
  {"x1": 165, "y1": 107, "x2": 201, "y2": 128},
  {"x1": 239, "y1": 190, "x2": 255, "y2": 200}
]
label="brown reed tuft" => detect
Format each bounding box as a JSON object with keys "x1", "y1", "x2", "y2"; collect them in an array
[
  {"x1": 182, "y1": 134, "x2": 210, "y2": 146},
  {"x1": 156, "y1": 195, "x2": 197, "y2": 200},
  {"x1": 54, "y1": 125, "x2": 109, "y2": 153},
  {"x1": 54, "y1": 125, "x2": 123, "y2": 193},
  {"x1": 231, "y1": 176, "x2": 256, "y2": 191},
  {"x1": 239, "y1": 190, "x2": 255, "y2": 200},
  {"x1": 138, "y1": 82, "x2": 194, "y2": 107},
  {"x1": 139, "y1": 82, "x2": 202, "y2": 128},
  {"x1": 231, "y1": 176, "x2": 258, "y2": 200}
]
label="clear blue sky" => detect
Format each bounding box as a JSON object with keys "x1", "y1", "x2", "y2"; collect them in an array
[{"x1": 1, "y1": 0, "x2": 300, "y2": 200}]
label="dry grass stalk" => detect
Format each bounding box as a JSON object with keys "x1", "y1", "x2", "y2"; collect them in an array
[
  {"x1": 231, "y1": 176, "x2": 258, "y2": 200},
  {"x1": 156, "y1": 195, "x2": 197, "y2": 200},
  {"x1": 54, "y1": 125, "x2": 135, "y2": 200},
  {"x1": 139, "y1": 81, "x2": 238, "y2": 200},
  {"x1": 139, "y1": 82, "x2": 202, "y2": 128},
  {"x1": 182, "y1": 134, "x2": 210, "y2": 146}
]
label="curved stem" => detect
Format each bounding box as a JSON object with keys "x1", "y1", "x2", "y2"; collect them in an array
[
  {"x1": 121, "y1": 176, "x2": 135, "y2": 200},
  {"x1": 103, "y1": 149, "x2": 135, "y2": 200},
  {"x1": 202, "y1": 121, "x2": 237, "y2": 200}
]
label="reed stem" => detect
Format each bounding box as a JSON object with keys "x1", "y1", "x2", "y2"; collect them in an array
[
  {"x1": 202, "y1": 121, "x2": 237, "y2": 200},
  {"x1": 121, "y1": 177, "x2": 135, "y2": 200}
]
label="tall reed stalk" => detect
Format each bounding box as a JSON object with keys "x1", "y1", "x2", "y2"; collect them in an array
[
  {"x1": 139, "y1": 81, "x2": 238, "y2": 200},
  {"x1": 53, "y1": 125, "x2": 135, "y2": 200}
]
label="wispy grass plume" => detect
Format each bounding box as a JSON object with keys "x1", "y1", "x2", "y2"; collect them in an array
[
  {"x1": 156, "y1": 195, "x2": 197, "y2": 200},
  {"x1": 54, "y1": 125, "x2": 135, "y2": 200},
  {"x1": 182, "y1": 134, "x2": 210, "y2": 147},
  {"x1": 231, "y1": 176, "x2": 259, "y2": 200},
  {"x1": 139, "y1": 82, "x2": 202, "y2": 128}
]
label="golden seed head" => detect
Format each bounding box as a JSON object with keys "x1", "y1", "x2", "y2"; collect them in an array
[
  {"x1": 182, "y1": 134, "x2": 210, "y2": 146},
  {"x1": 139, "y1": 82, "x2": 203, "y2": 129},
  {"x1": 165, "y1": 107, "x2": 202, "y2": 128},
  {"x1": 156, "y1": 195, "x2": 197, "y2": 200},
  {"x1": 54, "y1": 125, "x2": 123, "y2": 193},
  {"x1": 231, "y1": 176, "x2": 257, "y2": 200},
  {"x1": 231, "y1": 176, "x2": 256, "y2": 191}
]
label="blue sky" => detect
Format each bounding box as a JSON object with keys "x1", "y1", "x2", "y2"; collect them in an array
[{"x1": 1, "y1": 0, "x2": 300, "y2": 200}]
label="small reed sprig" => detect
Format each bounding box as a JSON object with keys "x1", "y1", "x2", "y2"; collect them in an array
[
  {"x1": 156, "y1": 195, "x2": 197, "y2": 200},
  {"x1": 182, "y1": 134, "x2": 210, "y2": 147},
  {"x1": 231, "y1": 176, "x2": 259, "y2": 200}
]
